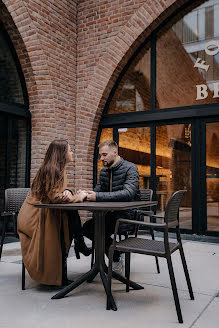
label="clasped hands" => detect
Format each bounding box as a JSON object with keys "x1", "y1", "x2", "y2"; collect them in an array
[{"x1": 62, "y1": 189, "x2": 96, "y2": 202}]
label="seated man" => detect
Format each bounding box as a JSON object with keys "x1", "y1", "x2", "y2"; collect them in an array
[{"x1": 83, "y1": 139, "x2": 140, "y2": 264}]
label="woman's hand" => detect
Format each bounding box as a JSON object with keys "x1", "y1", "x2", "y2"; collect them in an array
[
  {"x1": 77, "y1": 190, "x2": 88, "y2": 201},
  {"x1": 62, "y1": 190, "x2": 73, "y2": 202}
]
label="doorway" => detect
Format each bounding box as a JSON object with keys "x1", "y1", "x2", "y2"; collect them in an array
[{"x1": 99, "y1": 118, "x2": 219, "y2": 235}]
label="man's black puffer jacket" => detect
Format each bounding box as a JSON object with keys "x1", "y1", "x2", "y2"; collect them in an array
[
  {"x1": 94, "y1": 158, "x2": 140, "y2": 202},
  {"x1": 94, "y1": 158, "x2": 140, "y2": 232}
]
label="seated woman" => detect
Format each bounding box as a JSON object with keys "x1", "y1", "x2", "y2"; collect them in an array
[{"x1": 17, "y1": 140, "x2": 91, "y2": 286}]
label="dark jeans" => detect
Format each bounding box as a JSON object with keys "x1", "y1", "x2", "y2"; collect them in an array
[
  {"x1": 60, "y1": 210, "x2": 83, "y2": 284},
  {"x1": 67, "y1": 210, "x2": 83, "y2": 241},
  {"x1": 83, "y1": 211, "x2": 122, "y2": 262}
]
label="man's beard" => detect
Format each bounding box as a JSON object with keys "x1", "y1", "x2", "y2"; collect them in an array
[{"x1": 103, "y1": 159, "x2": 114, "y2": 167}]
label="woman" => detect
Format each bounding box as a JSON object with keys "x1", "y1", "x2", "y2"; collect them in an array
[{"x1": 18, "y1": 140, "x2": 91, "y2": 286}]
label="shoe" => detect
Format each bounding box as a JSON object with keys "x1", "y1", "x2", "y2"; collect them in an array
[
  {"x1": 112, "y1": 260, "x2": 123, "y2": 274},
  {"x1": 74, "y1": 238, "x2": 92, "y2": 259}
]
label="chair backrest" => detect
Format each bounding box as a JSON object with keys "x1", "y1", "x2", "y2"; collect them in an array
[
  {"x1": 139, "y1": 189, "x2": 153, "y2": 201},
  {"x1": 164, "y1": 190, "x2": 187, "y2": 226},
  {"x1": 4, "y1": 188, "x2": 31, "y2": 213}
]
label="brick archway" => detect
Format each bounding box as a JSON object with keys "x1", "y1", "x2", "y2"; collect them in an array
[
  {"x1": 1, "y1": 0, "x2": 78, "y2": 182},
  {"x1": 75, "y1": 0, "x2": 193, "y2": 189}
]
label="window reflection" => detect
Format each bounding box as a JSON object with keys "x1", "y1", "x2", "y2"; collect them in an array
[
  {"x1": 206, "y1": 122, "x2": 219, "y2": 231},
  {"x1": 118, "y1": 127, "x2": 151, "y2": 189},
  {"x1": 108, "y1": 46, "x2": 150, "y2": 114},
  {"x1": 157, "y1": 0, "x2": 219, "y2": 109},
  {"x1": 0, "y1": 29, "x2": 24, "y2": 104},
  {"x1": 156, "y1": 124, "x2": 192, "y2": 229}
]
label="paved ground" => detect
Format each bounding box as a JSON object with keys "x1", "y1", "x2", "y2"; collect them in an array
[{"x1": 0, "y1": 236, "x2": 219, "y2": 328}]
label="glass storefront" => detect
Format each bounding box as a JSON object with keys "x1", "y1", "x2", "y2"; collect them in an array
[{"x1": 97, "y1": 0, "x2": 219, "y2": 236}]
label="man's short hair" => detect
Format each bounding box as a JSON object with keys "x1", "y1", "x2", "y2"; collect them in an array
[{"x1": 98, "y1": 140, "x2": 118, "y2": 151}]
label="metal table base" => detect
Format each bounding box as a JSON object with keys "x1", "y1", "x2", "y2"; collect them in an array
[{"x1": 51, "y1": 211, "x2": 144, "y2": 310}]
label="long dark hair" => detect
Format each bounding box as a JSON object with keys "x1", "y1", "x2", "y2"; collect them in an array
[{"x1": 31, "y1": 140, "x2": 68, "y2": 201}]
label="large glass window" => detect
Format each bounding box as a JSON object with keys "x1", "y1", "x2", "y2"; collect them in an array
[
  {"x1": 0, "y1": 25, "x2": 30, "y2": 236},
  {"x1": 157, "y1": 1, "x2": 219, "y2": 109},
  {"x1": 106, "y1": 0, "x2": 219, "y2": 113}
]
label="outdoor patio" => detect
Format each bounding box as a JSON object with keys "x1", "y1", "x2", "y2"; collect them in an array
[{"x1": 0, "y1": 234, "x2": 218, "y2": 328}]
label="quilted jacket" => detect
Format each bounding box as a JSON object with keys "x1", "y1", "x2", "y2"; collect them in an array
[{"x1": 94, "y1": 158, "x2": 140, "y2": 228}]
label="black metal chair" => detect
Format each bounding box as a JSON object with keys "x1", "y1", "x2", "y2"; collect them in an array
[
  {"x1": 119, "y1": 189, "x2": 160, "y2": 273},
  {"x1": 107, "y1": 190, "x2": 194, "y2": 324},
  {"x1": 119, "y1": 189, "x2": 155, "y2": 240},
  {"x1": 90, "y1": 189, "x2": 159, "y2": 272},
  {"x1": 0, "y1": 188, "x2": 30, "y2": 290}
]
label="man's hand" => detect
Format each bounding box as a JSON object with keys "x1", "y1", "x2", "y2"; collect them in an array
[{"x1": 86, "y1": 191, "x2": 96, "y2": 201}]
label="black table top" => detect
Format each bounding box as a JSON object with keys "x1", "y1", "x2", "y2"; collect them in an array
[{"x1": 34, "y1": 200, "x2": 157, "y2": 211}]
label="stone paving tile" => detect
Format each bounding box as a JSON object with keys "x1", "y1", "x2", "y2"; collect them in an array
[{"x1": 0, "y1": 239, "x2": 218, "y2": 328}]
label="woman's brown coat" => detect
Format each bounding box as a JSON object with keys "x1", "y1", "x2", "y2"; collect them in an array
[{"x1": 17, "y1": 175, "x2": 83, "y2": 286}]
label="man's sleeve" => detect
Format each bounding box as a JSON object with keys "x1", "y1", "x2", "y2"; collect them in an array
[
  {"x1": 96, "y1": 165, "x2": 139, "y2": 202},
  {"x1": 94, "y1": 179, "x2": 102, "y2": 192}
]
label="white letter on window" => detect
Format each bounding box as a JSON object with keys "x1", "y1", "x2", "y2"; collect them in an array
[
  {"x1": 205, "y1": 40, "x2": 219, "y2": 56},
  {"x1": 213, "y1": 82, "x2": 219, "y2": 98},
  {"x1": 194, "y1": 58, "x2": 209, "y2": 71},
  {"x1": 196, "y1": 84, "x2": 208, "y2": 100}
]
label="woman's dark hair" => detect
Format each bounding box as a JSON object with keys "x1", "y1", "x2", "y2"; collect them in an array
[{"x1": 31, "y1": 140, "x2": 68, "y2": 201}]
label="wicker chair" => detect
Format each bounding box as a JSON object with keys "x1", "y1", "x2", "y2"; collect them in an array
[
  {"x1": 0, "y1": 188, "x2": 30, "y2": 289},
  {"x1": 107, "y1": 190, "x2": 194, "y2": 324}
]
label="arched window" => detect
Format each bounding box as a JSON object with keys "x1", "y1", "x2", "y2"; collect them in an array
[
  {"x1": 96, "y1": 0, "x2": 219, "y2": 236},
  {"x1": 0, "y1": 24, "x2": 30, "y2": 217}
]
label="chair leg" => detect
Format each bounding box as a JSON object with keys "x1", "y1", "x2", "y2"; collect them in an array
[
  {"x1": 22, "y1": 260, "x2": 25, "y2": 290},
  {"x1": 179, "y1": 246, "x2": 194, "y2": 300},
  {"x1": 150, "y1": 228, "x2": 160, "y2": 274},
  {"x1": 125, "y1": 252, "x2": 130, "y2": 292},
  {"x1": 0, "y1": 217, "x2": 7, "y2": 260},
  {"x1": 90, "y1": 240, "x2": 94, "y2": 269},
  {"x1": 166, "y1": 255, "x2": 183, "y2": 324},
  {"x1": 107, "y1": 246, "x2": 114, "y2": 310},
  {"x1": 12, "y1": 213, "x2": 18, "y2": 238}
]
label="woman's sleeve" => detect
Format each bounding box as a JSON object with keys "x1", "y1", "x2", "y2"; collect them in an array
[
  {"x1": 47, "y1": 189, "x2": 65, "y2": 203},
  {"x1": 47, "y1": 189, "x2": 83, "y2": 203}
]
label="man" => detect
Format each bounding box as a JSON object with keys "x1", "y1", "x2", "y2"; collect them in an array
[{"x1": 83, "y1": 140, "x2": 140, "y2": 265}]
